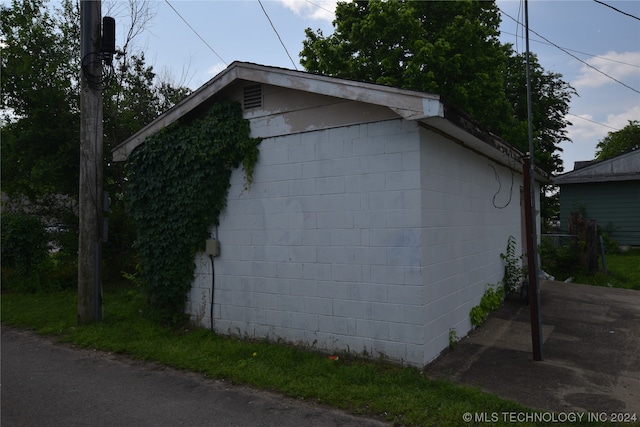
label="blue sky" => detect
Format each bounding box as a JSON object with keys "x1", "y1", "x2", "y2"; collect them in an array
[{"x1": 32, "y1": 0, "x2": 640, "y2": 172}]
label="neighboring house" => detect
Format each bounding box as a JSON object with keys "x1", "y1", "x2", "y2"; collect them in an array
[
  {"x1": 555, "y1": 150, "x2": 640, "y2": 246},
  {"x1": 113, "y1": 62, "x2": 546, "y2": 367}
]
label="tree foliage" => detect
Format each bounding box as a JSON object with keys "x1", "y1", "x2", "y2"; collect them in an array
[
  {"x1": 1, "y1": 0, "x2": 80, "y2": 200},
  {"x1": 301, "y1": 0, "x2": 511, "y2": 135},
  {"x1": 502, "y1": 51, "x2": 575, "y2": 175},
  {"x1": 300, "y1": 0, "x2": 574, "y2": 178},
  {"x1": 595, "y1": 120, "x2": 640, "y2": 160},
  {"x1": 125, "y1": 101, "x2": 261, "y2": 324},
  {"x1": 1, "y1": 0, "x2": 190, "y2": 278}
]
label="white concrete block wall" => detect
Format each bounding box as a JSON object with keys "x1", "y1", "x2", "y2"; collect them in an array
[
  {"x1": 419, "y1": 127, "x2": 525, "y2": 365},
  {"x1": 187, "y1": 119, "x2": 427, "y2": 365},
  {"x1": 185, "y1": 118, "x2": 530, "y2": 367}
]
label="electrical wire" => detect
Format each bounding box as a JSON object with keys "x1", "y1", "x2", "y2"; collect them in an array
[
  {"x1": 567, "y1": 113, "x2": 620, "y2": 131},
  {"x1": 501, "y1": 30, "x2": 640, "y2": 69},
  {"x1": 593, "y1": 0, "x2": 640, "y2": 21},
  {"x1": 304, "y1": 0, "x2": 334, "y2": 15},
  {"x1": 163, "y1": 0, "x2": 227, "y2": 65},
  {"x1": 488, "y1": 163, "x2": 514, "y2": 210},
  {"x1": 257, "y1": 0, "x2": 298, "y2": 70},
  {"x1": 500, "y1": 8, "x2": 640, "y2": 95}
]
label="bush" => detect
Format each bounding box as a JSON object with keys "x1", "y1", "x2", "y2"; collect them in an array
[
  {"x1": 1, "y1": 212, "x2": 49, "y2": 291},
  {"x1": 539, "y1": 235, "x2": 582, "y2": 281}
]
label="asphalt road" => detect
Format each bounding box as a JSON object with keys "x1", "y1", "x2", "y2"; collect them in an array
[{"x1": 1, "y1": 328, "x2": 390, "y2": 427}]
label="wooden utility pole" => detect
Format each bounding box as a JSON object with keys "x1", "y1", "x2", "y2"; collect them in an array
[
  {"x1": 78, "y1": 0, "x2": 103, "y2": 324},
  {"x1": 524, "y1": 0, "x2": 543, "y2": 361}
]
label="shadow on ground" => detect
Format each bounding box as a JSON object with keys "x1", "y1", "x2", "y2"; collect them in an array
[{"x1": 426, "y1": 280, "x2": 640, "y2": 414}]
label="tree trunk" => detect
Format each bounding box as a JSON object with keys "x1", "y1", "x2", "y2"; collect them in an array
[{"x1": 568, "y1": 212, "x2": 599, "y2": 274}]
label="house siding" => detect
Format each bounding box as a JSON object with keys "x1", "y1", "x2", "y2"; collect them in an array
[{"x1": 559, "y1": 180, "x2": 640, "y2": 246}]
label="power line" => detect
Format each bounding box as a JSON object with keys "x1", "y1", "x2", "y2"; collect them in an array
[
  {"x1": 501, "y1": 30, "x2": 640, "y2": 69},
  {"x1": 500, "y1": 8, "x2": 640, "y2": 94},
  {"x1": 304, "y1": 0, "x2": 334, "y2": 15},
  {"x1": 593, "y1": 0, "x2": 640, "y2": 21},
  {"x1": 164, "y1": 0, "x2": 227, "y2": 65},
  {"x1": 567, "y1": 113, "x2": 620, "y2": 131},
  {"x1": 258, "y1": 0, "x2": 298, "y2": 70}
]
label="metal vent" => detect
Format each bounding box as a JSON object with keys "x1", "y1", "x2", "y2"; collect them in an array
[{"x1": 243, "y1": 84, "x2": 262, "y2": 109}]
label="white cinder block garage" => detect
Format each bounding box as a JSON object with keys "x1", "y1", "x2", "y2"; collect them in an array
[{"x1": 114, "y1": 62, "x2": 543, "y2": 367}]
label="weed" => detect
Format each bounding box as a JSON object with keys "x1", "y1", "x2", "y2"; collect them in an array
[
  {"x1": 500, "y1": 235, "x2": 525, "y2": 295},
  {"x1": 448, "y1": 327, "x2": 459, "y2": 350},
  {"x1": 470, "y1": 283, "x2": 504, "y2": 328}
]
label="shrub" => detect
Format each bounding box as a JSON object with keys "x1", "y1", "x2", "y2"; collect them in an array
[
  {"x1": 539, "y1": 235, "x2": 582, "y2": 281},
  {"x1": 1, "y1": 212, "x2": 49, "y2": 291}
]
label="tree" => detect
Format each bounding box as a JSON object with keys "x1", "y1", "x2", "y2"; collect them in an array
[
  {"x1": 595, "y1": 120, "x2": 640, "y2": 160},
  {"x1": 1, "y1": 0, "x2": 80, "y2": 201},
  {"x1": 301, "y1": 0, "x2": 512, "y2": 136},
  {"x1": 502, "y1": 50, "x2": 575, "y2": 175},
  {"x1": 300, "y1": 0, "x2": 574, "y2": 179},
  {"x1": 1, "y1": 0, "x2": 190, "y2": 282}
]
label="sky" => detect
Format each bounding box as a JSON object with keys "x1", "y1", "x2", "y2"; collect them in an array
[{"x1": 31, "y1": 0, "x2": 640, "y2": 173}]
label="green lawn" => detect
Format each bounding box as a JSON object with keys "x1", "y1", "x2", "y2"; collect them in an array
[
  {"x1": 574, "y1": 249, "x2": 640, "y2": 290},
  {"x1": 5, "y1": 248, "x2": 637, "y2": 426},
  {"x1": 2, "y1": 285, "x2": 550, "y2": 427}
]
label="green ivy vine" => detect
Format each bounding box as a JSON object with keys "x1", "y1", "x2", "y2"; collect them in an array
[{"x1": 125, "y1": 101, "x2": 261, "y2": 324}]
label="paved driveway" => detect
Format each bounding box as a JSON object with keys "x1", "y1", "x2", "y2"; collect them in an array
[
  {"x1": 426, "y1": 280, "x2": 640, "y2": 415},
  {"x1": 1, "y1": 328, "x2": 389, "y2": 427}
]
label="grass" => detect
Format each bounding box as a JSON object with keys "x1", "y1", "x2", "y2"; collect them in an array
[
  {"x1": 573, "y1": 249, "x2": 640, "y2": 290},
  {"x1": 5, "y1": 246, "x2": 638, "y2": 426},
  {"x1": 1, "y1": 285, "x2": 551, "y2": 427}
]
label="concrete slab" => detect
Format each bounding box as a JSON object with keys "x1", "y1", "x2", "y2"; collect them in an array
[{"x1": 426, "y1": 281, "x2": 640, "y2": 415}]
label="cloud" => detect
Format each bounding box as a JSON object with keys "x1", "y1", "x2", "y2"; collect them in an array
[
  {"x1": 277, "y1": 0, "x2": 338, "y2": 22},
  {"x1": 573, "y1": 50, "x2": 640, "y2": 89},
  {"x1": 206, "y1": 63, "x2": 227, "y2": 78},
  {"x1": 567, "y1": 105, "x2": 640, "y2": 147}
]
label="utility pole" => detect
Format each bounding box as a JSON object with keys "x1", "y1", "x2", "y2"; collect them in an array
[
  {"x1": 524, "y1": 0, "x2": 544, "y2": 361},
  {"x1": 78, "y1": 0, "x2": 103, "y2": 324}
]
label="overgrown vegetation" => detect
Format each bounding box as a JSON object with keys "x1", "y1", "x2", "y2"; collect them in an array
[
  {"x1": 470, "y1": 283, "x2": 504, "y2": 328},
  {"x1": 1, "y1": 212, "x2": 49, "y2": 291},
  {"x1": 469, "y1": 237, "x2": 522, "y2": 328},
  {"x1": 2, "y1": 285, "x2": 541, "y2": 426},
  {"x1": 125, "y1": 101, "x2": 261, "y2": 324},
  {"x1": 540, "y1": 229, "x2": 639, "y2": 290},
  {"x1": 573, "y1": 249, "x2": 640, "y2": 290},
  {"x1": 500, "y1": 235, "x2": 525, "y2": 295}
]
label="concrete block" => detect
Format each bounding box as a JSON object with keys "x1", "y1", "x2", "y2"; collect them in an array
[
  {"x1": 363, "y1": 153, "x2": 403, "y2": 174},
  {"x1": 332, "y1": 263, "x2": 362, "y2": 282},
  {"x1": 265, "y1": 309, "x2": 291, "y2": 328},
  {"x1": 388, "y1": 284, "x2": 422, "y2": 305},
  {"x1": 288, "y1": 143, "x2": 315, "y2": 163},
  {"x1": 302, "y1": 296, "x2": 332, "y2": 315},
  {"x1": 316, "y1": 176, "x2": 345, "y2": 195},
  {"x1": 388, "y1": 322, "x2": 424, "y2": 345},
  {"x1": 253, "y1": 292, "x2": 280, "y2": 310},
  {"x1": 276, "y1": 262, "x2": 303, "y2": 279},
  {"x1": 282, "y1": 280, "x2": 311, "y2": 298},
  {"x1": 302, "y1": 263, "x2": 332, "y2": 281},
  {"x1": 352, "y1": 135, "x2": 386, "y2": 156},
  {"x1": 356, "y1": 319, "x2": 389, "y2": 340},
  {"x1": 290, "y1": 246, "x2": 317, "y2": 263},
  {"x1": 370, "y1": 265, "x2": 406, "y2": 285},
  {"x1": 318, "y1": 315, "x2": 356, "y2": 335},
  {"x1": 278, "y1": 294, "x2": 304, "y2": 312},
  {"x1": 290, "y1": 312, "x2": 319, "y2": 331},
  {"x1": 289, "y1": 178, "x2": 316, "y2": 196}
]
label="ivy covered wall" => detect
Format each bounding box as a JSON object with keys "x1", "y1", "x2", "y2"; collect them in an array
[{"x1": 125, "y1": 101, "x2": 261, "y2": 323}]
